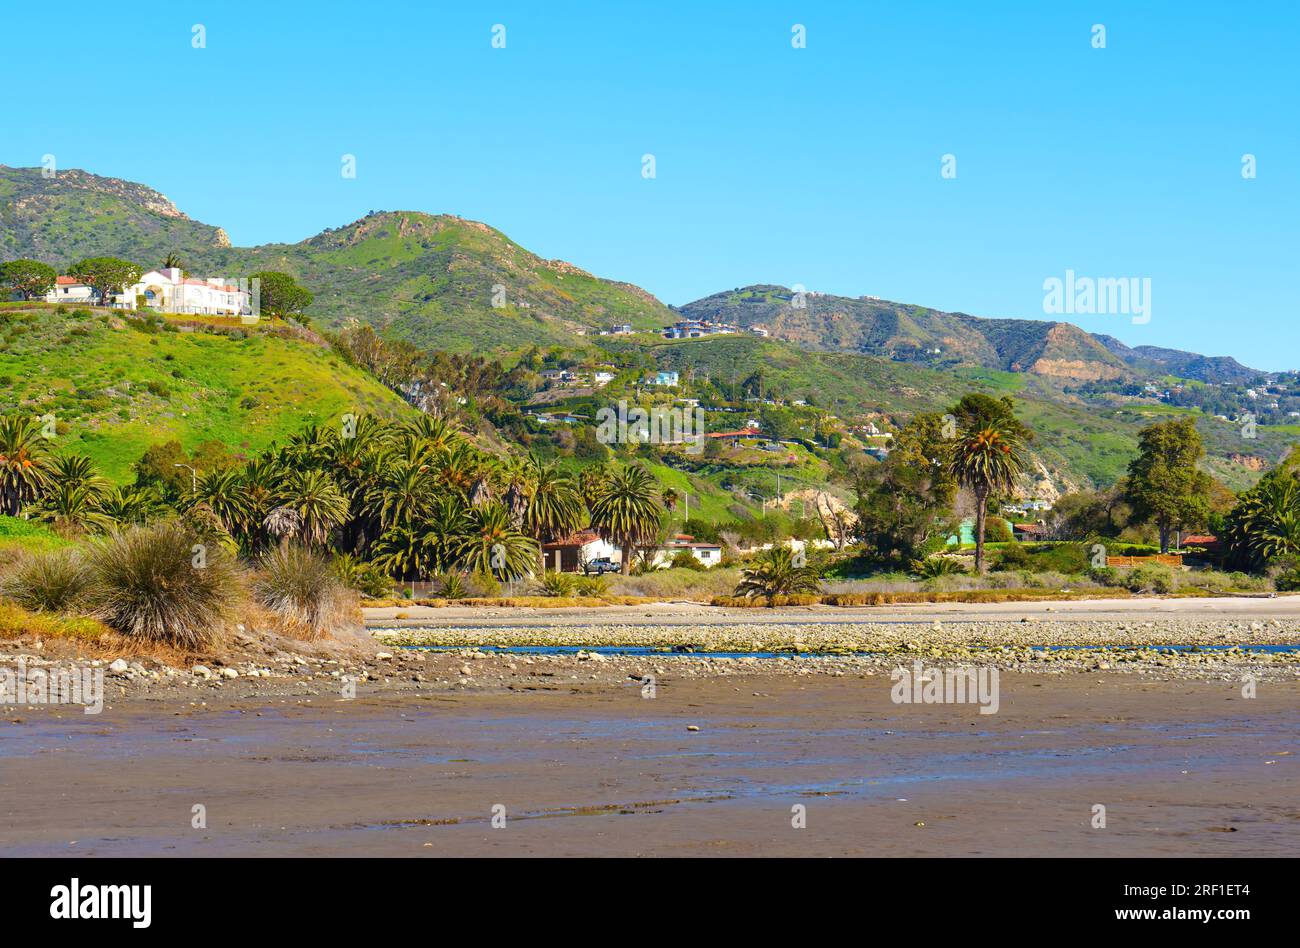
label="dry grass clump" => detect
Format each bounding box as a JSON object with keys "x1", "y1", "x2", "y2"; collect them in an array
[
  {"x1": 1, "y1": 548, "x2": 90, "y2": 612},
  {"x1": 253, "y1": 545, "x2": 357, "y2": 640},
  {"x1": 83, "y1": 521, "x2": 243, "y2": 649}
]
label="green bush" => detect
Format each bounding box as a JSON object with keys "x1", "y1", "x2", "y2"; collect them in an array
[
  {"x1": 534, "y1": 571, "x2": 576, "y2": 597},
  {"x1": 333, "y1": 553, "x2": 393, "y2": 598},
  {"x1": 85, "y1": 521, "x2": 243, "y2": 648},
  {"x1": 1124, "y1": 563, "x2": 1175, "y2": 594},
  {"x1": 670, "y1": 549, "x2": 706, "y2": 571},
  {"x1": 1, "y1": 549, "x2": 89, "y2": 612}
]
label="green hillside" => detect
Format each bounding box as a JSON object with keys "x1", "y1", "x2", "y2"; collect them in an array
[
  {"x1": 0, "y1": 166, "x2": 229, "y2": 263},
  {"x1": 0, "y1": 303, "x2": 414, "y2": 481},
  {"x1": 0, "y1": 167, "x2": 677, "y2": 354}
]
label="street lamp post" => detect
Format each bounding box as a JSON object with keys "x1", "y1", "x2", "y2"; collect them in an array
[{"x1": 174, "y1": 463, "x2": 198, "y2": 495}]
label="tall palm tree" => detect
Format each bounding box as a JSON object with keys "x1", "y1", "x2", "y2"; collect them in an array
[
  {"x1": 274, "y1": 468, "x2": 349, "y2": 549},
  {"x1": 192, "y1": 468, "x2": 251, "y2": 539},
  {"x1": 522, "y1": 455, "x2": 583, "y2": 571},
  {"x1": 0, "y1": 415, "x2": 54, "y2": 516},
  {"x1": 366, "y1": 457, "x2": 435, "y2": 532},
  {"x1": 945, "y1": 427, "x2": 1024, "y2": 573},
  {"x1": 421, "y1": 494, "x2": 472, "y2": 575},
  {"x1": 455, "y1": 502, "x2": 537, "y2": 580},
  {"x1": 589, "y1": 464, "x2": 662, "y2": 575}
]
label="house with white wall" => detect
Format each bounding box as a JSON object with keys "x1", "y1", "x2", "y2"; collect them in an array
[{"x1": 124, "y1": 268, "x2": 250, "y2": 315}]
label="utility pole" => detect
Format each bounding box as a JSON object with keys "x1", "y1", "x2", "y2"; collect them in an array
[{"x1": 173, "y1": 463, "x2": 198, "y2": 495}]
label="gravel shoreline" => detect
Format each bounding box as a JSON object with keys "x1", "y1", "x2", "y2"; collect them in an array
[{"x1": 3, "y1": 617, "x2": 1297, "y2": 717}]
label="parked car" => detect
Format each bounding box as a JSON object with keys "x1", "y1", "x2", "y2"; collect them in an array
[{"x1": 583, "y1": 557, "x2": 621, "y2": 575}]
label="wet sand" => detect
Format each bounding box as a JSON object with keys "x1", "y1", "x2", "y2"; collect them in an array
[{"x1": 2, "y1": 671, "x2": 1295, "y2": 857}]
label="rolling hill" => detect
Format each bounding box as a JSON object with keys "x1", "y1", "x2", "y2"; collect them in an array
[
  {"x1": 0, "y1": 303, "x2": 414, "y2": 482},
  {"x1": 0, "y1": 166, "x2": 676, "y2": 353}
]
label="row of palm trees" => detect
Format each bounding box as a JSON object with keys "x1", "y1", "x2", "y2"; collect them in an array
[{"x1": 0, "y1": 413, "x2": 668, "y2": 581}]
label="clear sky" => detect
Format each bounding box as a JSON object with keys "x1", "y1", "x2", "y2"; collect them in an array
[{"x1": 3, "y1": 1, "x2": 1296, "y2": 369}]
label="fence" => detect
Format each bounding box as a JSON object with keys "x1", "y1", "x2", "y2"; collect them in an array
[{"x1": 1107, "y1": 554, "x2": 1184, "y2": 568}]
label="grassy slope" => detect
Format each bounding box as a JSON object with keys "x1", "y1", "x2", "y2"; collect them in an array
[
  {"x1": 0, "y1": 304, "x2": 415, "y2": 482},
  {"x1": 192, "y1": 212, "x2": 677, "y2": 353}
]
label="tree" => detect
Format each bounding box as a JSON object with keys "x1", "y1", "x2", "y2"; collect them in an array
[
  {"x1": 949, "y1": 393, "x2": 1034, "y2": 445},
  {"x1": 589, "y1": 464, "x2": 662, "y2": 574},
  {"x1": 521, "y1": 455, "x2": 583, "y2": 569},
  {"x1": 946, "y1": 427, "x2": 1025, "y2": 573},
  {"x1": 456, "y1": 502, "x2": 537, "y2": 580},
  {"x1": 1223, "y1": 467, "x2": 1300, "y2": 570},
  {"x1": 1124, "y1": 417, "x2": 1211, "y2": 553},
  {"x1": 0, "y1": 415, "x2": 54, "y2": 516},
  {"x1": 0, "y1": 259, "x2": 57, "y2": 301},
  {"x1": 274, "y1": 468, "x2": 349, "y2": 549},
  {"x1": 69, "y1": 257, "x2": 141, "y2": 307},
  {"x1": 853, "y1": 413, "x2": 957, "y2": 564},
  {"x1": 734, "y1": 546, "x2": 822, "y2": 598},
  {"x1": 162, "y1": 252, "x2": 185, "y2": 273},
  {"x1": 249, "y1": 271, "x2": 313, "y2": 323}
]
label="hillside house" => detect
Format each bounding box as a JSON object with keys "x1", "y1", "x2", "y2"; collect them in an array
[
  {"x1": 652, "y1": 370, "x2": 679, "y2": 387},
  {"x1": 42, "y1": 276, "x2": 101, "y2": 304}
]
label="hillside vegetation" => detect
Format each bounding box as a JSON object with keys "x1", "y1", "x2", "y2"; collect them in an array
[{"x1": 0, "y1": 303, "x2": 413, "y2": 481}]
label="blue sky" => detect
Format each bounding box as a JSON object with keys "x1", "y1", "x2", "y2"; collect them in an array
[{"x1": 3, "y1": 1, "x2": 1296, "y2": 369}]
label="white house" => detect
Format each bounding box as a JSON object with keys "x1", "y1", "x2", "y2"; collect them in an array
[
  {"x1": 652, "y1": 535, "x2": 723, "y2": 568},
  {"x1": 39, "y1": 267, "x2": 251, "y2": 316},
  {"x1": 653, "y1": 370, "x2": 679, "y2": 387},
  {"x1": 124, "y1": 268, "x2": 251, "y2": 316},
  {"x1": 43, "y1": 276, "x2": 101, "y2": 304}
]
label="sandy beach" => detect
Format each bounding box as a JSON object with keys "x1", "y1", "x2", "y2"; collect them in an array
[
  {"x1": 2, "y1": 600, "x2": 1297, "y2": 857},
  {"x1": 1, "y1": 670, "x2": 1294, "y2": 857}
]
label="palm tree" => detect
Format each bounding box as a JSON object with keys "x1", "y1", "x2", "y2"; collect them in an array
[
  {"x1": 455, "y1": 502, "x2": 537, "y2": 580},
  {"x1": 99, "y1": 485, "x2": 163, "y2": 526},
  {"x1": 162, "y1": 252, "x2": 185, "y2": 273},
  {"x1": 191, "y1": 468, "x2": 251, "y2": 538},
  {"x1": 589, "y1": 464, "x2": 662, "y2": 575},
  {"x1": 38, "y1": 482, "x2": 112, "y2": 536},
  {"x1": 1224, "y1": 470, "x2": 1300, "y2": 569},
  {"x1": 522, "y1": 455, "x2": 582, "y2": 570},
  {"x1": 371, "y1": 524, "x2": 429, "y2": 581},
  {"x1": 945, "y1": 427, "x2": 1024, "y2": 573},
  {"x1": 275, "y1": 468, "x2": 349, "y2": 549},
  {"x1": 421, "y1": 494, "x2": 471, "y2": 575},
  {"x1": 367, "y1": 458, "x2": 435, "y2": 532},
  {"x1": 403, "y1": 414, "x2": 458, "y2": 453},
  {"x1": 734, "y1": 546, "x2": 822, "y2": 598},
  {"x1": 264, "y1": 506, "x2": 303, "y2": 550},
  {"x1": 0, "y1": 415, "x2": 54, "y2": 516},
  {"x1": 50, "y1": 453, "x2": 109, "y2": 498}
]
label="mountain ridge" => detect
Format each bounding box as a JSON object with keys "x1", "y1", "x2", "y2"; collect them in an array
[{"x1": 0, "y1": 165, "x2": 1272, "y2": 381}]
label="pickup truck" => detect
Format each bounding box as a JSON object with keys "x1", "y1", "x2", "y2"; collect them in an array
[{"x1": 583, "y1": 557, "x2": 621, "y2": 575}]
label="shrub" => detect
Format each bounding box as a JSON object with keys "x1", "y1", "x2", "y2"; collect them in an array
[
  {"x1": 84, "y1": 521, "x2": 243, "y2": 648},
  {"x1": 434, "y1": 571, "x2": 468, "y2": 600},
  {"x1": 534, "y1": 571, "x2": 576, "y2": 597},
  {"x1": 254, "y1": 545, "x2": 354, "y2": 640},
  {"x1": 911, "y1": 556, "x2": 968, "y2": 579},
  {"x1": 1124, "y1": 563, "x2": 1175, "y2": 594},
  {"x1": 1, "y1": 549, "x2": 89, "y2": 611},
  {"x1": 332, "y1": 553, "x2": 393, "y2": 598},
  {"x1": 985, "y1": 517, "x2": 1015, "y2": 543},
  {"x1": 670, "y1": 549, "x2": 706, "y2": 571},
  {"x1": 573, "y1": 574, "x2": 610, "y2": 598}
]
